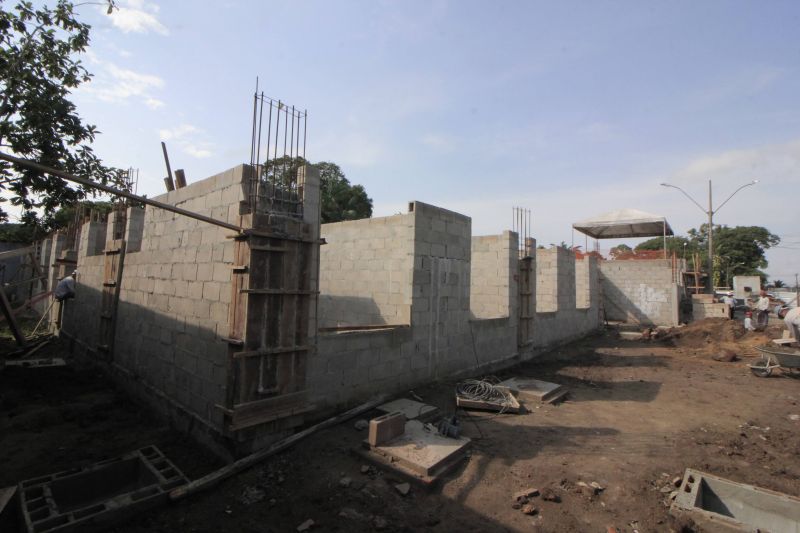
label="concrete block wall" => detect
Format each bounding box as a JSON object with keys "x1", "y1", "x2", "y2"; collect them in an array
[
  {"x1": 527, "y1": 248, "x2": 599, "y2": 350},
  {"x1": 733, "y1": 275, "x2": 761, "y2": 301},
  {"x1": 470, "y1": 231, "x2": 518, "y2": 319},
  {"x1": 318, "y1": 213, "x2": 414, "y2": 328},
  {"x1": 599, "y1": 259, "x2": 678, "y2": 326},
  {"x1": 575, "y1": 256, "x2": 599, "y2": 309},
  {"x1": 536, "y1": 247, "x2": 575, "y2": 312},
  {"x1": 61, "y1": 222, "x2": 107, "y2": 352},
  {"x1": 409, "y1": 201, "x2": 472, "y2": 378},
  {"x1": 62, "y1": 165, "x2": 248, "y2": 433}
]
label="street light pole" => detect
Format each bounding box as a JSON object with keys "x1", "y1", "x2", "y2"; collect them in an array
[
  {"x1": 660, "y1": 179, "x2": 758, "y2": 294},
  {"x1": 708, "y1": 180, "x2": 713, "y2": 291}
]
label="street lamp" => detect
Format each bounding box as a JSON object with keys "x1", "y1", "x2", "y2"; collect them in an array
[{"x1": 660, "y1": 179, "x2": 758, "y2": 293}]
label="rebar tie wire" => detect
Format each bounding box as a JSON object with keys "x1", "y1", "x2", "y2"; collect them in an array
[{"x1": 455, "y1": 378, "x2": 515, "y2": 414}]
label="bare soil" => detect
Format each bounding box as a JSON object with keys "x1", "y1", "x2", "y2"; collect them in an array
[{"x1": 2, "y1": 320, "x2": 799, "y2": 532}]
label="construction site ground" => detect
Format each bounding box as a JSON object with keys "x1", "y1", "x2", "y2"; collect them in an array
[{"x1": 2, "y1": 318, "x2": 799, "y2": 532}]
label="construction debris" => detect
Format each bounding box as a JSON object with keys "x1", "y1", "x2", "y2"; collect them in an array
[
  {"x1": 368, "y1": 412, "x2": 406, "y2": 447},
  {"x1": 673, "y1": 469, "x2": 800, "y2": 531},
  {"x1": 455, "y1": 379, "x2": 520, "y2": 413},
  {"x1": 376, "y1": 398, "x2": 438, "y2": 420},
  {"x1": 18, "y1": 446, "x2": 186, "y2": 533},
  {"x1": 499, "y1": 377, "x2": 568, "y2": 404},
  {"x1": 358, "y1": 419, "x2": 471, "y2": 484}
]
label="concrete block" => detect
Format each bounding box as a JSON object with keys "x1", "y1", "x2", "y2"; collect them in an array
[
  {"x1": 368, "y1": 411, "x2": 406, "y2": 446},
  {"x1": 18, "y1": 446, "x2": 187, "y2": 533}
]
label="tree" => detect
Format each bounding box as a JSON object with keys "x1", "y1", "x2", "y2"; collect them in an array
[
  {"x1": 637, "y1": 224, "x2": 779, "y2": 282},
  {"x1": 636, "y1": 235, "x2": 699, "y2": 258},
  {"x1": 0, "y1": 0, "x2": 123, "y2": 228},
  {"x1": 772, "y1": 280, "x2": 786, "y2": 288},
  {"x1": 609, "y1": 244, "x2": 632, "y2": 259},
  {"x1": 317, "y1": 161, "x2": 372, "y2": 223},
  {"x1": 260, "y1": 157, "x2": 372, "y2": 223}
]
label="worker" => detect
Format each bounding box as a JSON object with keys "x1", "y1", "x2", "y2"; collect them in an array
[
  {"x1": 54, "y1": 270, "x2": 77, "y2": 301},
  {"x1": 755, "y1": 290, "x2": 770, "y2": 330},
  {"x1": 744, "y1": 310, "x2": 756, "y2": 332},
  {"x1": 776, "y1": 306, "x2": 800, "y2": 344},
  {"x1": 52, "y1": 270, "x2": 77, "y2": 329},
  {"x1": 722, "y1": 291, "x2": 735, "y2": 320}
]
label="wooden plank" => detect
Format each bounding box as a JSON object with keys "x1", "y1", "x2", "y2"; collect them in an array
[
  {"x1": 170, "y1": 395, "x2": 387, "y2": 501},
  {"x1": 319, "y1": 324, "x2": 409, "y2": 332},
  {"x1": 0, "y1": 287, "x2": 26, "y2": 347},
  {"x1": 240, "y1": 288, "x2": 317, "y2": 295},
  {"x1": 233, "y1": 345, "x2": 310, "y2": 359},
  {"x1": 0, "y1": 247, "x2": 34, "y2": 261},
  {"x1": 250, "y1": 245, "x2": 287, "y2": 253},
  {"x1": 229, "y1": 402, "x2": 315, "y2": 431}
]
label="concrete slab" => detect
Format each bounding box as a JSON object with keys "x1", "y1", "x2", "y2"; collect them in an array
[
  {"x1": 499, "y1": 377, "x2": 568, "y2": 404},
  {"x1": 376, "y1": 399, "x2": 438, "y2": 420},
  {"x1": 673, "y1": 468, "x2": 800, "y2": 532},
  {"x1": 366, "y1": 420, "x2": 470, "y2": 477}
]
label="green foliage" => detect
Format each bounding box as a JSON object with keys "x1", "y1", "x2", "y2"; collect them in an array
[
  {"x1": 636, "y1": 224, "x2": 780, "y2": 283},
  {"x1": 609, "y1": 243, "x2": 632, "y2": 258},
  {"x1": 317, "y1": 161, "x2": 372, "y2": 223},
  {"x1": 0, "y1": 222, "x2": 37, "y2": 242},
  {"x1": 259, "y1": 157, "x2": 373, "y2": 223},
  {"x1": 0, "y1": 0, "x2": 122, "y2": 227}
]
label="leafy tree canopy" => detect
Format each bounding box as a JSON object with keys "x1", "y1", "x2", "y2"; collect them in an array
[
  {"x1": 316, "y1": 161, "x2": 372, "y2": 223},
  {"x1": 635, "y1": 224, "x2": 780, "y2": 282},
  {"x1": 0, "y1": 0, "x2": 122, "y2": 228},
  {"x1": 260, "y1": 156, "x2": 372, "y2": 224}
]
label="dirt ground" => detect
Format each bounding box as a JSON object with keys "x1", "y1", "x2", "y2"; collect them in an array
[{"x1": 2, "y1": 318, "x2": 799, "y2": 532}]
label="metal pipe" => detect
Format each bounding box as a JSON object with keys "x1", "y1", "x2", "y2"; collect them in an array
[{"x1": 0, "y1": 152, "x2": 243, "y2": 233}]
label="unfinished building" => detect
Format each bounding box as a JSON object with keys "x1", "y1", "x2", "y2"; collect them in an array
[{"x1": 28, "y1": 158, "x2": 690, "y2": 457}]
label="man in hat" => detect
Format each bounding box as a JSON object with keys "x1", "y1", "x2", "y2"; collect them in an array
[
  {"x1": 53, "y1": 270, "x2": 77, "y2": 329},
  {"x1": 54, "y1": 270, "x2": 77, "y2": 302},
  {"x1": 775, "y1": 305, "x2": 800, "y2": 345},
  {"x1": 755, "y1": 290, "x2": 771, "y2": 330},
  {"x1": 722, "y1": 291, "x2": 735, "y2": 320}
]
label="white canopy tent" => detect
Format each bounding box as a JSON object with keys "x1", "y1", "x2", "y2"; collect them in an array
[{"x1": 572, "y1": 208, "x2": 673, "y2": 257}]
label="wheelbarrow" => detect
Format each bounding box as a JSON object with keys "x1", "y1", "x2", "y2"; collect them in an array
[{"x1": 749, "y1": 344, "x2": 800, "y2": 377}]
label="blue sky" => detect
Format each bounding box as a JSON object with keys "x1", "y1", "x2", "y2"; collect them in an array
[{"x1": 66, "y1": 0, "x2": 800, "y2": 281}]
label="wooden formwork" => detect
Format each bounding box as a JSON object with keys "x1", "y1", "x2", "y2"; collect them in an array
[
  {"x1": 518, "y1": 256, "x2": 534, "y2": 346},
  {"x1": 223, "y1": 223, "x2": 317, "y2": 434}
]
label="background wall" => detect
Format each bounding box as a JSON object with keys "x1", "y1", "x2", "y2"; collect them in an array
[
  {"x1": 318, "y1": 214, "x2": 414, "y2": 328},
  {"x1": 599, "y1": 259, "x2": 679, "y2": 326}
]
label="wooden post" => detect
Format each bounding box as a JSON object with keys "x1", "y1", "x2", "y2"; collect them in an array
[
  {"x1": 0, "y1": 287, "x2": 27, "y2": 347},
  {"x1": 174, "y1": 169, "x2": 187, "y2": 188}
]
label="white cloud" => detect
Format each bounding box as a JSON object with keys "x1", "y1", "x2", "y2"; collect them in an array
[
  {"x1": 106, "y1": 0, "x2": 169, "y2": 36},
  {"x1": 144, "y1": 97, "x2": 165, "y2": 109},
  {"x1": 79, "y1": 56, "x2": 164, "y2": 109},
  {"x1": 183, "y1": 145, "x2": 213, "y2": 159},
  {"x1": 159, "y1": 124, "x2": 198, "y2": 141},
  {"x1": 159, "y1": 124, "x2": 214, "y2": 159}
]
